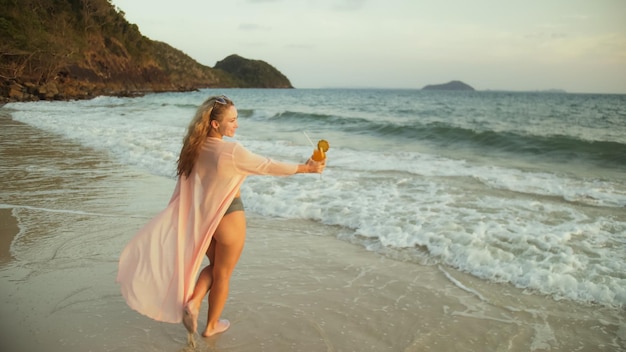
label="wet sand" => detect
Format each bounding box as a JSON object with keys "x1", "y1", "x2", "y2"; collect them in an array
[
  {"x1": 0, "y1": 209, "x2": 18, "y2": 263},
  {"x1": 0, "y1": 111, "x2": 624, "y2": 352}
]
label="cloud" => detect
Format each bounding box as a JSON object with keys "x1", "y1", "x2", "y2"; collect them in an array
[
  {"x1": 523, "y1": 32, "x2": 568, "y2": 40},
  {"x1": 239, "y1": 23, "x2": 272, "y2": 31},
  {"x1": 563, "y1": 14, "x2": 589, "y2": 21}
]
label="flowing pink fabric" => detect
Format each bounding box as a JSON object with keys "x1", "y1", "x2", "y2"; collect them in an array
[{"x1": 117, "y1": 138, "x2": 298, "y2": 323}]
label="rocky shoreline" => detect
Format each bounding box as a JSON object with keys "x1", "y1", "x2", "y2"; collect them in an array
[{"x1": 1, "y1": 78, "x2": 203, "y2": 103}]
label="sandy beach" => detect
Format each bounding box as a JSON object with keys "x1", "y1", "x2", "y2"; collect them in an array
[{"x1": 0, "y1": 111, "x2": 624, "y2": 352}]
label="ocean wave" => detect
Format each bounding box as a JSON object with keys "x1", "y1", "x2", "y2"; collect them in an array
[{"x1": 243, "y1": 108, "x2": 626, "y2": 168}]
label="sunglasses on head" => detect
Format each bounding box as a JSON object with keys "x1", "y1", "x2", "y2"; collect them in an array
[
  {"x1": 209, "y1": 95, "x2": 230, "y2": 121},
  {"x1": 214, "y1": 95, "x2": 229, "y2": 105}
]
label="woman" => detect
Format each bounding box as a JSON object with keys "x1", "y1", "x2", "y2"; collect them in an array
[{"x1": 117, "y1": 95, "x2": 325, "y2": 337}]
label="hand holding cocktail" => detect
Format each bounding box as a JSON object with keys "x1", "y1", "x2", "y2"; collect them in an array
[
  {"x1": 305, "y1": 138, "x2": 329, "y2": 175},
  {"x1": 311, "y1": 139, "x2": 330, "y2": 162}
]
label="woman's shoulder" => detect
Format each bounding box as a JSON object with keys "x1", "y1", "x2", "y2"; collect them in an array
[
  {"x1": 203, "y1": 138, "x2": 245, "y2": 156},
  {"x1": 205, "y1": 137, "x2": 238, "y2": 147}
]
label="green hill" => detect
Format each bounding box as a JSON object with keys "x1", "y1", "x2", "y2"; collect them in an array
[
  {"x1": 215, "y1": 54, "x2": 293, "y2": 89},
  {"x1": 0, "y1": 0, "x2": 292, "y2": 102}
]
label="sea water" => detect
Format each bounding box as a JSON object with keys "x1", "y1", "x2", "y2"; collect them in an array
[{"x1": 4, "y1": 88, "x2": 626, "y2": 309}]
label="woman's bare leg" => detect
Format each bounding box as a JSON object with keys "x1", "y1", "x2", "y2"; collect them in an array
[
  {"x1": 183, "y1": 238, "x2": 216, "y2": 333},
  {"x1": 203, "y1": 210, "x2": 246, "y2": 337}
]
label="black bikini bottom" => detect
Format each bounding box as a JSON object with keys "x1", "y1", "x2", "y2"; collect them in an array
[{"x1": 225, "y1": 197, "x2": 244, "y2": 215}]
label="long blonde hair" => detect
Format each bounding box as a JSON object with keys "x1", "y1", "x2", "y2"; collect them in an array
[{"x1": 176, "y1": 95, "x2": 234, "y2": 177}]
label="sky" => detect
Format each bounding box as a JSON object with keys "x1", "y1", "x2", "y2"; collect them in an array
[{"x1": 109, "y1": 0, "x2": 626, "y2": 94}]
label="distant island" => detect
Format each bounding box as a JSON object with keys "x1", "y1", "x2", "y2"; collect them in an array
[
  {"x1": 0, "y1": 0, "x2": 293, "y2": 103},
  {"x1": 422, "y1": 81, "x2": 475, "y2": 91}
]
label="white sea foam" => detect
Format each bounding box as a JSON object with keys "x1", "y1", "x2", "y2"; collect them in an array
[{"x1": 5, "y1": 89, "x2": 626, "y2": 308}]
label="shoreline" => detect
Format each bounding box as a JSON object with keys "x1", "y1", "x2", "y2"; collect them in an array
[
  {"x1": 0, "y1": 209, "x2": 18, "y2": 263},
  {"x1": 0, "y1": 111, "x2": 20, "y2": 263},
  {"x1": 0, "y1": 109, "x2": 624, "y2": 351}
]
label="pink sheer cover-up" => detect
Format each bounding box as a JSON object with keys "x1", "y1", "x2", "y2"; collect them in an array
[{"x1": 116, "y1": 138, "x2": 298, "y2": 323}]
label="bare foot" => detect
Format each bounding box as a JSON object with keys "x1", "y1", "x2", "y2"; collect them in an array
[
  {"x1": 182, "y1": 303, "x2": 198, "y2": 334},
  {"x1": 202, "y1": 319, "x2": 230, "y2": 337},
  {"x1": 187, "y1": 332, "x2": 196, "y2": 348}
]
